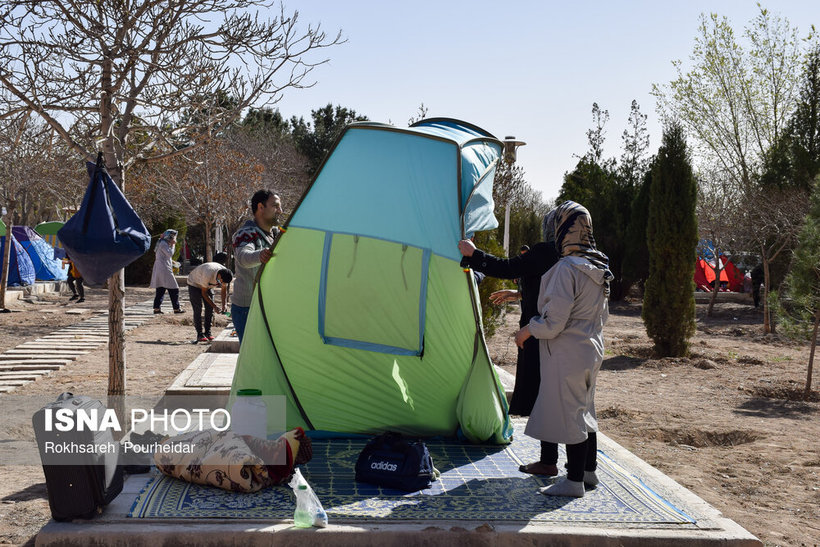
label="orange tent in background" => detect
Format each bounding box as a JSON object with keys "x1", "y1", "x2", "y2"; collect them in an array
[
  {"x1": 694, "y1": 259, "x2": 713, "y2": 291},
  {"x1": 722, "y1": 259, "x2": 743, "y2": 292},
  {"x1": 695, "y1": 256, "x2": 743, "y2": 292}
]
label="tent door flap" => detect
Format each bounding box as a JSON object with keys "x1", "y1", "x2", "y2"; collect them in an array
[{"x1": 318, "y1": 232, "x2": 430, "y2": 356}]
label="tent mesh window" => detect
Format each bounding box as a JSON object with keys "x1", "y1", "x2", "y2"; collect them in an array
[{"x1": 319, "y1": 232, "x2": 430, "y2": 356}]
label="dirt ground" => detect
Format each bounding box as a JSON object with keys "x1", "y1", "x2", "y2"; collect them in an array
[
  {"x1": 0, "y1": 285, "x2": 818, "y2": 546},
  {"x1": 492, "y1": 295, "x2": 820, "y2": 547},
  {"x1": 0, "y1": 285, "x2": 229, "y2": 546}
]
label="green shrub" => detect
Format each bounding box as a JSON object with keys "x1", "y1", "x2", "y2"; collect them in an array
[{"x1": 642, "y1": 123, "x2": 697, "y2": 356}]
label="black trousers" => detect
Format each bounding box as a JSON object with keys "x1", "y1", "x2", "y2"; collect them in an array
[
  {"x1": 187, "y1": 285, "x2": 213, "y2": 337},
  {"x1": 558, "y1": 432, "x2": 598, "y2": 482},
  {"x1": 67, "y1": 275, "x2": 84, "y2": 298},
  {"x1": 539, "y1": 440, "x2": 558, "y2": 466},
  {"x1": 153, "y1": 287, "x2": 180, "y2": 310}
]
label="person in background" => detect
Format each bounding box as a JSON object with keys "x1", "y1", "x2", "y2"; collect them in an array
[
  {"x1": 514, "y1": 201, "x2": 612, "y2": 498},
  {"x1": 63, "y1": 253, "x2": 85, "y2": 304},
  {"x1": 514, "y1": 244, "x2": 530, "y2": 290},
  {"x1": 458, "y1": 211, "x2": 560, "y2": 476},
  {"x1": 186, "y1": 262, "x2": 233, "y2": 343},
  {"x1": 231, "y1": 189, "x2": 282, "y2": 342},
  {"x1": 751, "y1": 264, "x2": 765, "y2": 308},
  {"x1": 150, "y1": 229, "x2": 183, "y2": 314}
]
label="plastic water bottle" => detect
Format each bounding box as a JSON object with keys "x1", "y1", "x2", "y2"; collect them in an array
[
  {"x1": 293, "y1": 485, "x2": 314, "y2": 528},
  {"x1": 230, "y1": 389, "x2": 267, "y2": 438}
]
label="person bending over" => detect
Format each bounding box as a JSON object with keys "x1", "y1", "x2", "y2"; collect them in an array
[{"x1": 187, "y1": 262, "x2": 232, "y2": 343}]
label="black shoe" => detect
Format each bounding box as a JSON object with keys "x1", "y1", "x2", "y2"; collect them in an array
[
  {"x1": 121, "y1": 464, "x2": 151, "y2": 474},
  {"x1": 69, "y1": 294, "x2": 79, "y2": 301},
  {"x1": 76, "y1": 298, "x2": 85, "y2": 303},
  {"x1": 154, "y1": 308, "x2": 164, "y2": 314},
  {"x1": 129, "y1": 431, "x2": 166, "y2": 445},
  {"x1": 173, "y1": 308, "x2": 185, "y2": 314}
]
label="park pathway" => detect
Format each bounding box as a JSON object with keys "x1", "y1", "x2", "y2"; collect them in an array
[{"x1": 0, "y1": 300, "x2": 156, "y2": 393}]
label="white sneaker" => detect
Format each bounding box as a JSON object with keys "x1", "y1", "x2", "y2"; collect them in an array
[{"x1": 539, "y1": 477, "x2": 585, "y2": 498}]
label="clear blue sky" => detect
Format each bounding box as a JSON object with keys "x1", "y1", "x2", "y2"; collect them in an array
[{"x1": 273, "y1": 0, "x2": 818, "y2": 203}]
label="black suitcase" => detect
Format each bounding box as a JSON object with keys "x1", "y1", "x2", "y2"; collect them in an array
[{"x1": 31, "y1": 393, "x2": 123, "y2": 521}]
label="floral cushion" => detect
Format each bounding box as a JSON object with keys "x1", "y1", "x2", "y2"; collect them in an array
[{"x1": 154, "y1": 428, "x2": 309, "y2": 493}]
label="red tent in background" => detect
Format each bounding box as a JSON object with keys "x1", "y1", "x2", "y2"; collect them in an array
[
  {"x1": 694, "y1": 259, "x2": 713, "y2": 291},
  {"x1": 722, "y1": 259, "x2": 743, "y2": 292},
  {"x1": 695, "y1": 256, "x2": 743, "y2": 292}
]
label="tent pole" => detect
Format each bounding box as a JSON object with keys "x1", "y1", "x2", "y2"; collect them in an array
[{"x1": 503, "y1": 202, "x2": 511, "y2": 256}]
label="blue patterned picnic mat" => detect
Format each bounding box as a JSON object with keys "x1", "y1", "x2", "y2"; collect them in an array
[{"x1": 129, "y1": 423, "x2": 694, "y2": 524}]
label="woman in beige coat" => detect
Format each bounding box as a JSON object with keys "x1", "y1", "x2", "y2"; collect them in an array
[
  {"x1": 515, "y1": 201, "x2": 612, "y2": 498},
  {"x1": 150, "y1": 229, "x2": 184, "y2": 314}
]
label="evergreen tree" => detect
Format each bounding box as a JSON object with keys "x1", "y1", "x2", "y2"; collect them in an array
[
  {"x1": 240, "y1": 107, "x2": 292, "y2": 141},
  {"x1": 290, "y1": 104, "x2": 368, "y2": 176},
  {"x1": 623, "y1": 163, "x2": 653, "y2": 289},
  {"x1": 643, "y1": 123, "x2": 698, "y2": 356},
  {"x1": 559, "y1": 101, "x2": 650, "y2": 300},
  {"x1": 619, "y1": 100, "x2": 651, "y2": 187},
  {"x1": 761, "y1": 44, "x2": 820, "y2": 191},
  {"x1": 776, "y1": 178, "x2": 820, "y2": 397}
]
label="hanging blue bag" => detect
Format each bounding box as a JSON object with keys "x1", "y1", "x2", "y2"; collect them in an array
[{"x1": 58, "y1": 154, "x2": 150, "y2": 286}]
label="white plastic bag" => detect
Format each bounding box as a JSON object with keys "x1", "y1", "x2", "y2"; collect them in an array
[{"x1": 288, "y1": 468, "x2": 328, "y2": 528}]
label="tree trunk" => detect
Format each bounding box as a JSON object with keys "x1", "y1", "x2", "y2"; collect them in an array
[
  {"x1": 805, "y1": 309, "x2": 819, "y2": 399},
  {"x1": 108, "y1": 269, "x2": 126, "y2": 396},
  {"x1": 204, "y1": 220, "x2": 213, "y2": 263},
  {"x1": 19, "y1": 190, "x2": 28, "y2": 227},
  {"x1": 762, "y1": 250, "x2": 773, "y2": 334},
  {"x1": 706, "y1": 257, "x2": 724, "y2": 317},
  {"x1": 214, "y1": 222, "x2": 224, "y2": 258},
  {"x1": 226, "y1": 224, "x2": 236, "y2": 271},
  {"x1": 100, "y1": 54, "x2": 126, "y2": 428},
  {"x1": 106, "y1": 158, "x2": 126, "y2": 434},
  {"x1": 0, "y1": 204, "x2": 15, "y2": 311}
]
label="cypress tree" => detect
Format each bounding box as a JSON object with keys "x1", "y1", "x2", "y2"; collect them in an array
[
  {"x1": 776, "y1": 178, "x2": 820, "y2": 397},
  {"x1": 643, "y1": 122, "x2": 698, "y2": 356},
  {"x1": 623, "y1": 164, "x2": 654, "y2": 289}
]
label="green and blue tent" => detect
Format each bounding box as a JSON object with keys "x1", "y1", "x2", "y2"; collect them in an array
[
  {"x1": 34, "y1": 221, "x2": 65, "y2": 254},
  {"x1": 230, "y1": 119, "x2": 512, "y2": 443}
]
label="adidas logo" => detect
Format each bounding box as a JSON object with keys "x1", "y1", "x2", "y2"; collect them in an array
[{"x1": 370, "y1": 460, "x2": 398, "y2": 472}]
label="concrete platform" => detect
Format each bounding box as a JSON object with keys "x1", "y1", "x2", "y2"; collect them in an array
[
  {"x1": 2, "y1": 349, "x2": 88, "y2": 357},
  {"x1": 0, "y1": 360, "x2": 71, "y2": 369},
  {"x1": 0, "y1": 371, "x2": 52, "y2": 379},
  {"x1": 165, "y1": 352, "x2": 239, "y2": 395},
  {"x1": 0, "y1": 353, "x2": 81, "y2": 361},
  {"x1": 495, "y1": 365, "x2": 515, "y2": 402},
  {"x1": 694, "y1": 291, "x2": 753, "y2": 304},
  {"x1": 209, "y1": 326, "x2": 239, "y2": 353},
  {"x1": 31, "y1": 320, "x2": 759, "y2": 546},
  {"x1": 34, "y1": 428, "x2": 760, "y2": 546},
  {"x1": 3, "y1": 281, "x2": 65, "y2": 303},
  {"x1": 18, "y1": 341, "x2": 102, "y2": 349}
]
